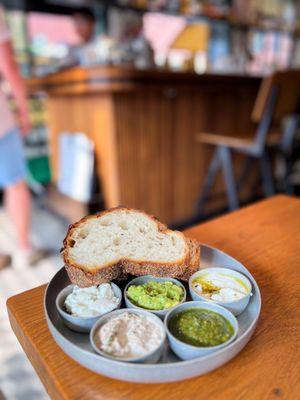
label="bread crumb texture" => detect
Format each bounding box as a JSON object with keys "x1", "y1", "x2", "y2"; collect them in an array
[{"x1": 64, "y1": 209, "x2": 187, "y2": 270}]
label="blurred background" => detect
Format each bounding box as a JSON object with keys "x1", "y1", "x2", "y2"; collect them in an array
[{"x1": 0, "y1": 0, "x2": 300, "y2": 398}]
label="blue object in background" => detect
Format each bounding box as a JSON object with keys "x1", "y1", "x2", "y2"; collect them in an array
[{"x1": 208, "y1": 21, "x2": 230, "y2": 69}]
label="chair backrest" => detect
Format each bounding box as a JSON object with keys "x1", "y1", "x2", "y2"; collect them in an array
[
  {"x1": 252, "y1": 69, "x2": 300, "y2": 124},
  {"x1": 250, "y1": 69, "x2": 300, "y2": 153}
]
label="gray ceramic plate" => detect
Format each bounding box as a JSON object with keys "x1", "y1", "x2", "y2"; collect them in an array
[{"x1": 44, "y1": 244, "x2": 261, "y2": 383}]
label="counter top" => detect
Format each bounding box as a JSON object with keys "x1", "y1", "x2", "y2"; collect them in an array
[{"x1": 28, "y1": 66, "x2": 262, "y2": 95}]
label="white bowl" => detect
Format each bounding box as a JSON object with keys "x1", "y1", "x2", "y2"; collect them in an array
[
  {"x1": 124, "y1": 275, "x2": 186, "y2": 319},
  {"x1": 165, "y1": 301, "x2": 238, "y2": 360},
  {"x1": 56, "y1": 283, "x2": 122, "y2": 333},
  {"x1": 90, "y1": 308, "x2": 166, "y2": 363},
  {"x1": 189, "y1": 267, "x2": 252, "y2": 316}
]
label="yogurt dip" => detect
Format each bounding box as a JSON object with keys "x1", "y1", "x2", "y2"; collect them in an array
[
  {"x1": 94, "y1": 312, "x2": 164, "y2": 359},
  {"x1": 64, "y1": 284, "x2": 119, "y2": 317},
  {"x1": 192, "y1": 271, "x2": 249, "y2": 302}
]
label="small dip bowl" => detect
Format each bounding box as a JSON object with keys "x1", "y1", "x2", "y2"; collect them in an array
[
  {"x1": 124, "y1": 275, "x2": 186, "y2": 319},
  {"x1": 189, "y1": 267, "x2": 252, "y2": 316},
  {"x1": 90, "y1": 308, "x2": 166, "y2": 363},
  {"x1": 165, "y1": 301, "x2": 238, "y2": 361},
  {"x1": 56, "y1": 283, "x2": 122, "y2": 333}
]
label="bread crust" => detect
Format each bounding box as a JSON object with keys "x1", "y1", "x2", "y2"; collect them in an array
[
  {"x1": 177, "y1": 238, "x2": 201, "y2": 281},
  {"x1": 122, "y1": 260, "x2": 186, "y2": 279},
  {"x1": 61, "y1": 207, "x2": 199, "y2": 287},
  {"x1": 65, "y1": 263, "x2": 123, "y2": 287}
]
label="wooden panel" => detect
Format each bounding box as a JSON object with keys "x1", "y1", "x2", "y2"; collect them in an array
[
  {"x1": 47, "y1": 94, "x2": 120, "y2": 208},
  {"x1": 113, "y1": 90, "x2": 174, "y2": 220},
  {"x1": 37, "y1": 67, "x2": 260, "y2": 223},
  {"x1": 113, "y1": 81, "x2": 258, "y2": 223},
  {"x1": 28, "y1": 66, "x2": 261, "y2": 96},
  {"x1": 252, "y1": 69, "x2": 300, "y2": 123},
  {"x1": 7, "y1": 195, "x2": 300, "y2": 400}
]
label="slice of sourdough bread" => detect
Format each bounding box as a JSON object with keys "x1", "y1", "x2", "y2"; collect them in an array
[{"x1": 62, "y1": 207, "x2": 200, "y2": 287}]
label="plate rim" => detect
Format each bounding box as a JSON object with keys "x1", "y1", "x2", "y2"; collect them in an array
[{"x1": 44, "y1": 243, "x2": 261, "y2": 369}]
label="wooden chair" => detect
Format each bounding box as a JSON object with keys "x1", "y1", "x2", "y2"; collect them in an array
[
  {"x1": 277, "y1": 114, "x2": 300, "y2": 194},
  {"x1": 196, "y1": 69, "x2": 300, "y2": 212}
]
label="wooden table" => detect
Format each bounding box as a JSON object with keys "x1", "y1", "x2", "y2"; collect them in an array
[{"x1": 7, "y1": 195, "x2": 300, "y2": 400}]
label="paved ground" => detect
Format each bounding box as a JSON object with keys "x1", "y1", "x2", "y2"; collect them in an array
[{"x1": 0, "y1": 201, "x2": 69, "y2": 400}]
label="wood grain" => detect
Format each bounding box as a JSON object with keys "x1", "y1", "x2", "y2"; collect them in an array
[
  {"x1": 46, "y1": 94, "x2": 121, "y2": 207},
  {"x1": 252, "y1": 69, "x2": 300, "y2": 123},
  {"x1": 27, "y1": 66, "x2": 261, "y2": 96},
  {"x1": 7, "y1": 195, "x2": 300, "y2": 400},
  {"x1": 196, "y1": 131, "x2": 281, "y2": 149},
  {"x1": 31, "y1": 66, "x2": 260, "y2": 223}
]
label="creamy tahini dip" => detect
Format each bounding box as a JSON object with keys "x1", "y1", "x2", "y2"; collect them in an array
[
  {"x1": 192, "y1": 272, "x2": 249, "y2": 302},
  {"x1": 94, "y1": 312, "x2": 164, "y2": 359},
  {"x1": 64, "y1": 284, "x2": 119, "y2": 317}
]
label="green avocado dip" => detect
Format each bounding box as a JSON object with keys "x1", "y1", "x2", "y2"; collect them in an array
[
  {"x1": 127, "y1": 281, "x2": 184, "y2": 311},
  {"x1": 169, "y1": 308, "x2": 234, "y2": 347}
]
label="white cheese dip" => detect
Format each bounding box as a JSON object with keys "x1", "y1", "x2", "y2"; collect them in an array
[
  {"x1": 95, "y1": 312, "x2": 164, "y2": 359},
  {"x1": 193, "y1": 272, "x2": 249, "y2": 302},
  {"x1": 64, "y1": 284, "x2": 119, "y2": 317}
]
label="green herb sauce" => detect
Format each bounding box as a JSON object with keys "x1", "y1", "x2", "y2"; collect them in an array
[{"x1": 169, "y1": 308, "x2": 234, "y2": 347}]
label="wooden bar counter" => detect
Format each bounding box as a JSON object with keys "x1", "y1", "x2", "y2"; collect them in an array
[{"x1": 29, "y1": 66, "x2": 261, "y2": 223}]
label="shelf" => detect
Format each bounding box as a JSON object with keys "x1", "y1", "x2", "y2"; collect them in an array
[
  {"x1": 105, "y1": 1, "x2": 298, "y2": 34},
  {"x1": 5, "y1": 0, "x2": 298, "y2": 35}
]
